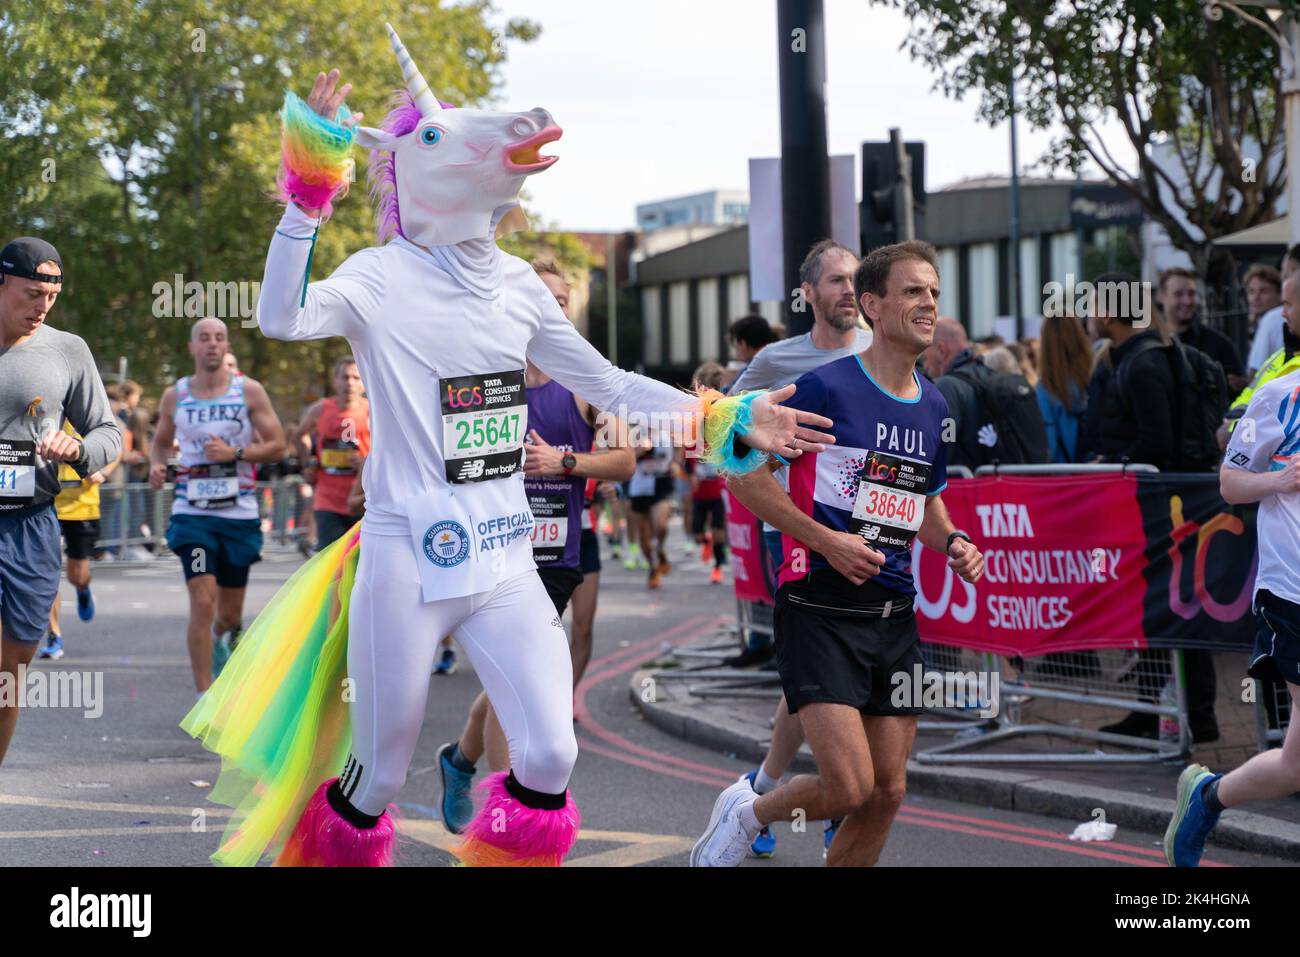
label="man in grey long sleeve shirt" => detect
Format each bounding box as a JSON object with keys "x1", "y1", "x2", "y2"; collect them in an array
[{"x1": 0, "y1": 237, "x2": 121, "y2": 765}]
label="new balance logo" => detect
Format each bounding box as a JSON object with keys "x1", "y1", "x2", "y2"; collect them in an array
[{"x1": 457, "y1": 459, "x2": 485, "y2": 480}]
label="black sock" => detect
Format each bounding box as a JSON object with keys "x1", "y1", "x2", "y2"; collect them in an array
[
  {"x1": 714, "y1": 541, "x2": 727, "y2": 567},
  {"x1": 504, "y1": 770, "x2": 567, "y2": 810},
  {"x1": 1203, "y1": 776, "x2": 1225, "y2": 813},
  {"x1": 326, "y1": 779, "x2": 381, "y2": 829},
  {"x1": 448, "y1": 743, "x2": 476, "y2": 773}
]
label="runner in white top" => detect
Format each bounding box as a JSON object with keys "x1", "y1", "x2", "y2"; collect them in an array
[
  {"x1": 150, "y1": 318, "x2": 286, "y2": 691},
  {"x1": 1165, "y1": 361, "x2": 1300, "y2": 866},
  {"x1": 241, "y1": 46, "x2": 829, "y2": 867}
]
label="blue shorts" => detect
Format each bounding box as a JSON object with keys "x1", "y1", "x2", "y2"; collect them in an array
[
  {"x1": 1249, "y1": 590, "x2": 1300, "y2": 688},
  {"x1": 0, "y1": 502, "x2": 61, "y2": 643},
  {"x1": 167, "y1": 513, "x2": 263, "y2": 588}
]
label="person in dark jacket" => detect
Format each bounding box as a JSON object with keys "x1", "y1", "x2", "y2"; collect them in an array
[
  {"x1": 1159, "y1": 267, "x2": 1246, "y2": 394},
  {"x1": 1086, "y1": 324, "x2": 1179, "y2": 470},
  {"x1": 924, "y1": 319, "x2": 981, "y2": 469},
  {"x1": 1085, "y1": 271, "x2": 1219, "y2": 743},
  {"x1": 925, "y1": 318, "x2": 1021, "y2": 470}
]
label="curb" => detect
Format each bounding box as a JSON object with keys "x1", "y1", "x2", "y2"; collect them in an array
[{"x1": 631, "y1": 669, "x2": 1300, "y2": 862}]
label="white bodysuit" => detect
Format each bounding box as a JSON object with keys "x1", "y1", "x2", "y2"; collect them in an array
[{"x1": 260, "y1": 205, "x2": 697, "y2": 813}]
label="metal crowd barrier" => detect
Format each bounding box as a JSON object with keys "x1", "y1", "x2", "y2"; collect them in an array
[
  {"x1": 914, "y1": 462, "x2": 1191, "y2": 765},
  {"x1": 90, "y1": 478, "x2": 315, "y2": 561}
]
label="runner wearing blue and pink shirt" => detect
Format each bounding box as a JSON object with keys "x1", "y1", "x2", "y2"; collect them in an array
[{"x1": 692, "y1": 240, "x2": 985, "y2": 868}]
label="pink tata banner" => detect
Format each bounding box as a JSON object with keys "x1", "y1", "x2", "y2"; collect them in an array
[
  {"x1": 911, "y1": 474, "x2": 1150, "y2": 657},
  {"x1": 723, "y1": 488, "x2": 774, "y2": 606}
]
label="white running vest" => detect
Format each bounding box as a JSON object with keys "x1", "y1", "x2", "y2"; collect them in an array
[{"x1": 171, "y1": 375, "x2": 259, "y2": 520}]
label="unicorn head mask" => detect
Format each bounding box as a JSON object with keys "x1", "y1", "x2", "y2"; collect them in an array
[{"x1": 354, "y1": 24, "x2": 562, "y2": 248}]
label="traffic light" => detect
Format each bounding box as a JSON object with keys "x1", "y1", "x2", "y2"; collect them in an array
[{"x1": 860, "y1": 139, "x2": 926, "y2": 253}]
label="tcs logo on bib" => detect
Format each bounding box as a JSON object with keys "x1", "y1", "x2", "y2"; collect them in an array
[
  {"x1": 445, "y1": 385, "x2": 484, "y2": 409},
  {"x1": 867, "y1": 456, "x2": 898, "y2": 483}
]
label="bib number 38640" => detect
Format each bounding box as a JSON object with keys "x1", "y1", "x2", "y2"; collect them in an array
[
  {"x1": 849, "y1": 450, "x2": 930, "y2": 552},
  {"x1": 441, "y1": 370, "x2": 528, "y2": 484}
]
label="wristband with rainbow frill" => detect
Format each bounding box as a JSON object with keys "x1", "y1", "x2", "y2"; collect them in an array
[
  {"x1": 275, "y1": 90, "x2": 356, "y2": 219},
  {"x1": 696, "y1": 388, "x2": 771, "y2": 477}
]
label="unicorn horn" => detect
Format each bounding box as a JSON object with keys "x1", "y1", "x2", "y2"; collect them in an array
[{"x1": 385, "y1": 22, "x2": 441, "y2": 116}]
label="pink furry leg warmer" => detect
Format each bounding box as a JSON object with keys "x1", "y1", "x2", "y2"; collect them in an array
[
  {"x1": 275, "y1": 778, "x2": 396, "y2": 867},
  {"x1": 452, "y1": 771, "x2": 580, "y2": 867}
]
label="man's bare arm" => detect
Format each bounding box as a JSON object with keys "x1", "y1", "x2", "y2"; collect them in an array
[{"x1": 726, "y1": 467, "x2": 884, "y2": 585}]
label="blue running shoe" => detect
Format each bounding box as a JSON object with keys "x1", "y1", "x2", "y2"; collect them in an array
[
  {"x1": 211, "y1": 627, "x2": 239, "y2": 680},
  {"x1": 438, "y1": 742, "x2": 475, "y2": 834},
  {"x1": 76, "y1": 586, "x2": 94, "y2": 622},
  {"x1": 38, "y1": 633, "x2": 64, "y2": 660},
  {"x1": 1165, "y1": 764, "x2": 1222, "y2": 867},
  {"x1": 744, "y1": 770, "x2": 776, "y2": 858},
  {"x1": 822, "y1": 817, "x2": 843, "y2": 859},
  {"x1": 433, "y1": 647, "x2": 457, "y2": 675}
]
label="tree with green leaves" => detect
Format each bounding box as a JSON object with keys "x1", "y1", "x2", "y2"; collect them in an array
[
  {"x1": 879, "y1": 0, "x2": 1300, "y2": 275},
  {"x1": 0, "y1": 0, "x2": 548, "y2": 411}
]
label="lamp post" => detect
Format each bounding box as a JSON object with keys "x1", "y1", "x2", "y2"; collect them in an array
[
  {"x1": 777, "y1": 0, "x2": 831, "y2": 337},
  {"x1": 1205, "y1": 1, "x2": 1300, "y2": 246}
]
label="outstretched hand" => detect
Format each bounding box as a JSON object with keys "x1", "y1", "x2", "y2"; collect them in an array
[
  {"x1": 738, "y1": 383, "x2": 835, "y2": 460},
  {"x1": 293, "y1": 70, "x2": 364, "y2": 217},
  {"x1": 305, "y1": 69, "x2": 363, "y2": 127}
]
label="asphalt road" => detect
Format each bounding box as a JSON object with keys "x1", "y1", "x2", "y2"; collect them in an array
[{"x1": 0, "y1": 534, "x2": 1287, "y2": 869}]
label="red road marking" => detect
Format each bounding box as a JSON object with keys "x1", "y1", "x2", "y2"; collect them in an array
[
  {"x1": 576, "y1": 614, "x2": 740, "y2": 782},
  {"x1": 575, "y1": 606, "x2": 1222, "y2": 868},
  {"x1": 899, "y1": 802, "x2": 1227, "y2": 866},
  {"x1": 892, "y1": 811, "x2": 1165, "y2": 867},
  {"x1": 578, "y1": 737, "x2": 734, "y2": 788}
]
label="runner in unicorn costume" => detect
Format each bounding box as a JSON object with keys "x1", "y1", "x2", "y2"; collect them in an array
[{"x1": 182, "y1": 24, "x2": 832, "y2": 867}]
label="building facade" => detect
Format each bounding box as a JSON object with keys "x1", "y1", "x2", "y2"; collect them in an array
[
  {"x1": 636, "y1": 190, "x2": 750, "y2": 233},
  {"x1": 633, "y1": 177, "x2": 1144, "y2": 380}
]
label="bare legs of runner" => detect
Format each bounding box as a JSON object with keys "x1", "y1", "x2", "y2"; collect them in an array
[
  {"x1": 0, "y1": 630, "x2": 39, "y2": 764},
  {"x1": 1216, "y1": 683, "x2": 1300, "y2": 806},
  {"x1": 184, "y1": 578, "x2": 245, "y2": 692},
  {"x1": 751, "y1": 705, "x2": 916, "y2": 867}
]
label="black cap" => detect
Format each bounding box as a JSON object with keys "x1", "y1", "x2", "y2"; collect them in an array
[{"x1": 0, "y1": 237, "x2": 63, "y2": 284}]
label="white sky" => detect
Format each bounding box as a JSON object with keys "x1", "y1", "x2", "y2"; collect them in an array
[{"x1": 489, "y1": 0, "x2": 1125, "y2": 232}]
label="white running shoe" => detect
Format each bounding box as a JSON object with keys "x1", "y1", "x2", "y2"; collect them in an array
[{"x1": 690, "y1": 775, "x2": 757, "y2": 867}]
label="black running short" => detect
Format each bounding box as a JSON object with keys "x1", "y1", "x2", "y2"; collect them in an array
[
  {"x1": 537, "y1": 565, "x2": 584, "y2": 617},
  {"x1": 774, "y1": 571, "x2": 923, "y2": 717},
  {"x1": 579, "y1": 528, "x2": 601, "y2": 575},
  {"x1": 59, "y1": 519, "x2": 100, "y2": 560},
  {"x1": 691, "y1": 498, "x2": 725, "y2": 533},
  {"x1": 630, "y1": 476, "x2": 674, "y2": 514},
  {"x1": 1248, "y1": 590, "x2": 1300, "y2": 688}
]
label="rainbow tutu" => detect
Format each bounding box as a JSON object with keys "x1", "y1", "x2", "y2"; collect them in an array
[{"x1": 181, "y1": 525, "x2": 361, "y2": 866}]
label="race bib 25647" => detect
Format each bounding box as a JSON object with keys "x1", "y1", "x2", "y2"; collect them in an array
[{"x1": 441, "y1": 370, "x2": 527, "y2": 484}]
